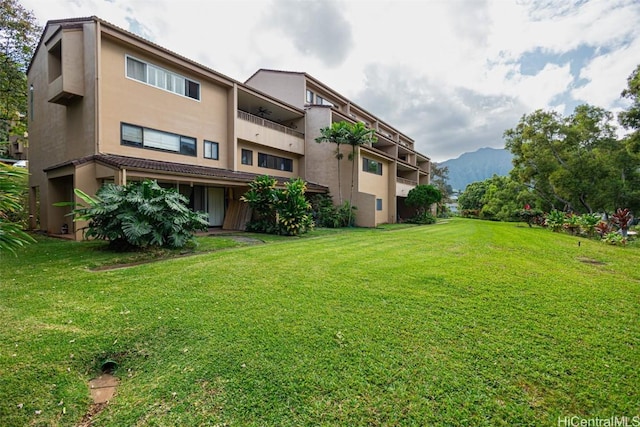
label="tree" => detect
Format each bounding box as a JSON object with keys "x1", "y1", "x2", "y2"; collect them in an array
[
  {"x1": 619, "y1": 65, "x2": 640, "y2": 176},
  {"x1": 479, "y1": 175, "x2": 532, "y2": 221},
  {"x1": 504, "y1": 104, "x2": 635, "y2": 214},
  {"x1": 69, "y1": 180, "x2": 209, "y2": 250},
  {"x1": 406, "y1": 184, "x2": 442, "y2": 216},
  {"x1": 0, "y1": 162, "x2": 34, "y2": 254},
  {"x1": 315, "y1": 121, "x2": 349, "y2": 204},
  {"x1": 458, "y1": 180, "x2": 488, "y2": 214},
  {"x1": 0, "y1": 0, "x2": 40, "y2": 146},
  {"x1": 430, "y1": 162, "x2": 452, "y2": 216},
  {"x1": 315, "y1": 121, "x2": 376, "y2": 226},
  {"x1": 344, "y1": 121, "x2": 376, "y2": 225}
]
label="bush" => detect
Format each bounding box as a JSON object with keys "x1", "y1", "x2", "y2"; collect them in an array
[
  {"x1": 241, "y1": 176, "x2": 313, "y2": 236},
  {"x1": 460, "y1": 209, "x2": 481, "y2": 218},
  {"x1": 517, "y1": 208, "x2": 544, "y2": 227},
  {"x1": 71, "y1": 180, "x2": 209, "y2": 250},
  {"x1": 603, "y1": 232, "x2": 626, "y2": 246},
  {"x1": 407, "y1": 211, "x2": 436, "y2": 225},
  {"x1": 577, "y1": 213, "x2": 601, "y2": 237},
  {"x1": 544, "y1": 210, "x2": 566, "y2": 232},
  {"x1": 309, "y1": 194, "x2": 355, "y2": 228}
]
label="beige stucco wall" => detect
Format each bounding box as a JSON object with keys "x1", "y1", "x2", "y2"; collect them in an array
[
  {"x1": 245, "y1": 71, "x2": 305, "y2": 109},
  {"x1": 358, "y1": 152, "x2": 390, "y2": 226},
  {"x1": 303, "y1": 107, "x2": 352, "y2": 202},
  {"x1": 236, "y1": 140, "x2": 298, "y2": 179},
  {"x1": 28, "y1": 21, "x2": 99, "y2": 233},
  {"x1": 98, "y1": 35, "x2": 230, "y2": 168},
  {"x1": 236, "y1": 119, "x2": 304, "y2": 155}
]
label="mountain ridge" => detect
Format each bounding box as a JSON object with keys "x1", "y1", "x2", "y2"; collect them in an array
[{"x1": 439, "y1": 147, "x2": 513, "y2": 191}]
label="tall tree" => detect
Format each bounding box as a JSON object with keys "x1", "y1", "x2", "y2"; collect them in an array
[
  {"x1": 619, "y1": 64, "x2": 640, "y2": 156},
  {"x1": 315, "y1": 121, "x2": 349, "y2": 204},
  {"x1": 347, "y1": 122, "x2": 378, "y2": 212},
  {"x1": 344, "y1": 121, "x2": 376, "y2": 225},
  {"x1": 0, "y1": 0, "x2": 40, "y2": 148},
  {"x1": 430, "y1": 162, "x2": 452, "y2": 216},
  {"x1": 504, "y1": 104, "x2": 631, "y2": 214}
]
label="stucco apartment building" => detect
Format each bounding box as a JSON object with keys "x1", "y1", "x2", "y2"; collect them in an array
[{"x1": 27, "y1": 16, "x2": 431, "y2": 240}]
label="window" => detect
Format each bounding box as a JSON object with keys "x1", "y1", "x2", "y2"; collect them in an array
[
  {"x1": 241, "y1": 149, "x2": 253, "y2": 165},
  {"x1": 126, "y1": 56, "x2": 200, "y2": 100},
  {"x1": 316, "y1": 95, "x2": 325, "y2": 105},
  {"x1": 258, "y1": 152, "x2": 293, "y2": 172},
  {"x1": 376, "y1": 198, "x2": 383, "y2": 211},
  {"x1": 363, "y1": 157, "x2": 383, "y2": 175},
  {"x1": 121, "y1": 123, "x2": 196, "y2": 156},
  {"x1": 204, "y1": 140, "x2": 219, "y2": 160},
  {"x1": 306, "y1": 89, "x2": 314, "y2": 103},
  {"x1": 29, "y1": 84, "x2": 34, "y2": 121},
  {"x1": 48, "y1": 41, "x2": 62, "y2": 83}
]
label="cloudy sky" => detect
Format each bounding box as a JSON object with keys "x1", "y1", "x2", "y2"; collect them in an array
[{"x1": 22, "y1": 0, "x2": 640, "y2": 162}]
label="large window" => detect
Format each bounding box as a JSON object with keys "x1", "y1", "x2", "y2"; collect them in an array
[
  {"x1": 121, "y1": 123, "x2": 196, "y2": 156},
  {"x1": 258, "y1": 152, "x2": 293, "y2": 172},
  {"x1": 363, "y1": 157, "x2": 383, "y2": 175},
  {"x1": 126, "y1": 56, "x2": 200, "y2": 100},
  {"x1": 204, "y1": 140, "x2": 219, "y2": 160},
  {"x1": 241, "y1": 149, "x2": 253, "y2": 165}
]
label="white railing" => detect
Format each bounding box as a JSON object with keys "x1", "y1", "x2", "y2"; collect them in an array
[{"x1": 396, "y1": 177, "x2": 417, "y2": 186}]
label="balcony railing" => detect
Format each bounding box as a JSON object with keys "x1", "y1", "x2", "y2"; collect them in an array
[
  {"x1": 237, "y1": 110, "x2": 304, "y2": 138},
  {"x1": 397, "y1": 177, "x2": 417, "y2": 186}
]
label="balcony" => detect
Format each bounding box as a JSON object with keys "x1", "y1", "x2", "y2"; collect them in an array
[
  {"x1": 46, "y1": 28, "x2": 85, "y2": 106},
  {"x1": 237, "y1": 110, "x2": 304, "y2": 154},
  {"x1": 396, "y1": 176, "x2": 417, "y2": 197}
]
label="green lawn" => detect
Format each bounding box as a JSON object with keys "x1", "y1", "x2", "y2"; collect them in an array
[{"x1": 1, "y1": 219, "x2": 638, "y2": 426}]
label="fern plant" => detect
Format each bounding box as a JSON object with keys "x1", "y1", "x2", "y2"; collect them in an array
[
  {"x1": 71, "y1": 180, "x2": 208, "y2": 250},
  {"x1": 0, "y1": 163, "x2": 34, "y2": 255}
]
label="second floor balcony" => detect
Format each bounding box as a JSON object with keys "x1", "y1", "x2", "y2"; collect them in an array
[{"x1": 237, "y1": 110, "x2": 305, "y2": 155}]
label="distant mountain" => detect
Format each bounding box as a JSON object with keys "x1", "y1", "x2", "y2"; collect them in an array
[{"x1": 439, "y1": 147, "x2": 513, "y2": 191}]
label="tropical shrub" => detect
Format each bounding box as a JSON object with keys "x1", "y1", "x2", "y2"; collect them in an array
[
  {"x1": 603, "y1": 232, "x2": 626, "y2": 246},
  {"x1": 71, "y1": 180, "x2": 208, "y2": 250},
  {"x1": 0, "y1": 163, "x2": 34, "y2": 254},
  {"x1": 595, "y1": 221, "x2": 612, "y2": 238},
  {"x1": 577, "y1": 213, "x2": 602, "y2": 237},
  {"x1": 309, "y1": 194, "x2": 354, "y2": 228},
  {"x1": 544, "y1": 210, "x2": 567, "y2": 232},
  {"x1": 276, "y1": 178, "x2": 314, "y2": 235},
  {"x1": 240, "y1": 175, "x2": 278, "y2": 234},
  {"x1": 241, "y1": 176, "x2": 313, "y2": 236},
  {"x1": 517, "y1": 208, "x2": 544, "y2": 227},
  {"x1": 611, "y1": 208, "x2": 633, "y2": 237},
  {"x1": 563, "y1": 213, "x2": 581, "y2": 235}
]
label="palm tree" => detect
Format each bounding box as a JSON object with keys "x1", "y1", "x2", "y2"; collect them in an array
[
  {"x1": 345, "y1": 122, "x2": 377, "y2": 225},
  {"x1": 315, "y1": 121, "x2": 350, "y2": 204}
]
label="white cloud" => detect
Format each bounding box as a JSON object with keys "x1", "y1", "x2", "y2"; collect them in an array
[{"x1": 21, "y1": 0, "x2": 640, "y2": 162}]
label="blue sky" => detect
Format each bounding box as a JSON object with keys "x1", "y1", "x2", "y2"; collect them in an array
[{"x1": 23, "y1": 0, "x2": 640, "y2": 162}]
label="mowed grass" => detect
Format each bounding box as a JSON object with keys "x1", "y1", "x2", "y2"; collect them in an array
[{"x1": 0, "y1": 218, "x2": 638, "y2": 426}]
